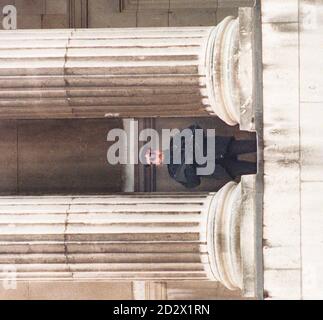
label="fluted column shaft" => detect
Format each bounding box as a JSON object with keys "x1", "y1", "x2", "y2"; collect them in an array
[
  {"x1": 0, "y1": 17, "x2": 240, "y2": 124},
  {"x1": 0, "y1": 182, "x2": 242, "y2": 290}
]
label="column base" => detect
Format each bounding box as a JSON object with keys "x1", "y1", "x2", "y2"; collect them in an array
[
  {"x1": 206, "y1": 178, "x2": 257, "y2": 294},
  {"x1": 207, "y1": 181, "x2": 242, "y2": 290}
]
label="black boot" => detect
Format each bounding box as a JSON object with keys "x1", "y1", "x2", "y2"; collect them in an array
[{"x1": 227, "y1": 139, "x2": 257, "y2": 156}]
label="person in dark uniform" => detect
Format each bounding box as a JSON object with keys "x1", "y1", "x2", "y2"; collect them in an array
[{"x1": 144, "y1": 124, "x2": 257, "y2": 189}]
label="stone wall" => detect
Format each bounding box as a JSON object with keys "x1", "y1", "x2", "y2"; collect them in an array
[
  {"x1": 262, "y1": 0, "x2": 323, "y2": 299},
  {"x1": 0, "y1": 0, "x2": 241, "y2": 29},
  {"x1": 0, "y1": 0, "x2": 69, "y2": 29},
  {"x1": 0, "y1": 119, "x2": 124, "y2": 195}
]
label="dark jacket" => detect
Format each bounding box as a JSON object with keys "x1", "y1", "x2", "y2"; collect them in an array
[{"x1": 167, "y1": 124, "x2": 233, "y2": 189}]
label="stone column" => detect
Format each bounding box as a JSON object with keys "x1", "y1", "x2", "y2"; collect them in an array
[
  {"x1": 0, "y1": 16, "x2": 242, "y2": 125},
  {"x1": 0, "y1": 182, "x2": 243, "y2": 290},
  {"x1": 132, "y1": 281, "x2": 168, "y2": 300},
  {"x1": 132, "y1": 280, "x2": 244, "y2": 300},
  {"x1": 69, "y1": 0, "x2": 88, "y2": 28}
]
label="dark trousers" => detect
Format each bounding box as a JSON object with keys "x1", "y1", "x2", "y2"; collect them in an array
[{"x1": 223, "y1": 139, "x2": 257, "y2": 178}]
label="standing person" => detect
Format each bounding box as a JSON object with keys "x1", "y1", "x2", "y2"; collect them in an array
[{"x1": 145, "y1": 124, "x2": 257, "y2": 189}]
